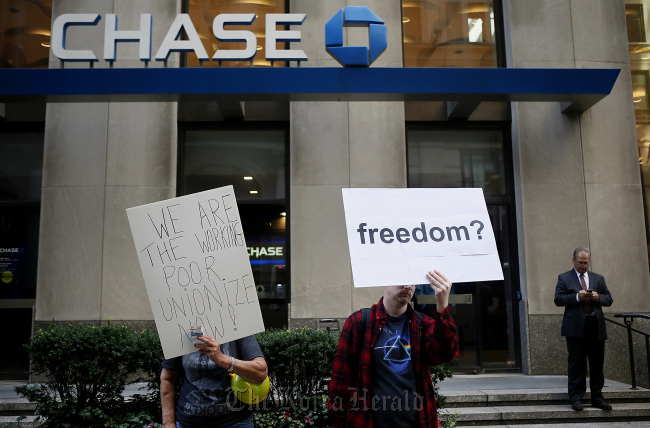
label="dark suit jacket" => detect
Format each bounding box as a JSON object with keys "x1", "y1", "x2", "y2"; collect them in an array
[{"x1": 554, "y1": 269, "x2": 613, "y2": 341}]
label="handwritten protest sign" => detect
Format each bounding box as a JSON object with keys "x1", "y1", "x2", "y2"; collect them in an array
[
  {"x1": 342, "y1": 188, "x2": 503, "y2": 287},
  {"x1": 127, "y1": 186, "x2": 264, "y2": 359}
]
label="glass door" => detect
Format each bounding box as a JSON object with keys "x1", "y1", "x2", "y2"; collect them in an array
[
  {"x1": 407, "y1": 126, "x2": 520, "y2": 372},
  {"x1": 179, "y1": 126, "x2": 289, "y2": 329},
  {"x1": 0, "y1": 127, "x2": 44, "y2": 379}
]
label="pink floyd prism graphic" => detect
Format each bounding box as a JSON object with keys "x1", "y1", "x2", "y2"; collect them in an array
[{"x1": 375, "y1": 327, "x2": 411, "y2": 373}]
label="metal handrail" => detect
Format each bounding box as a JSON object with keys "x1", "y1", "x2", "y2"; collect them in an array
[{"x1": 604, "y1": 314, "x2": 650, "y2": 389}]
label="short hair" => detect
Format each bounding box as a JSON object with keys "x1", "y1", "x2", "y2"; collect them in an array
[{"x1": 573, "y1": 247, "x2": 591, "y2": 259}]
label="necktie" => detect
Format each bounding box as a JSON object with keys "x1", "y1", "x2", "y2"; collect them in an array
[{"x1": 580, "y1": 274, "x2": 592, "y2": 315}]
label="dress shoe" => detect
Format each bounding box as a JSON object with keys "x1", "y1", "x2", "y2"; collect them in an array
[
  {"x1": 571, "y1": 401, "x2": 584, "y2": 411},
  {"x1": 592, "y1": 399, "x2": 612, "y2": 410}
]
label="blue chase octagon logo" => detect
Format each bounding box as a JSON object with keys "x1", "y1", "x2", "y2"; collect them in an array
[{"x1": 325, "y1": 6, "x2": 387, "y2": 67}]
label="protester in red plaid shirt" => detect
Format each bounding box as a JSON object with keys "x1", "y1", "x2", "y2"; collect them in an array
[{"x1": 328, "y1": 270, "x2": 459, "y2": 428}]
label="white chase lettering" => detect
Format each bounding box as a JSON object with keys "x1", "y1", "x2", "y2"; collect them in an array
[{"x1": 51, "y1": 13, "x2": 307, "y2": 63}]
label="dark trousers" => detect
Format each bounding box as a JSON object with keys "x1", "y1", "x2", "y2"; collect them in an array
[{"x1": 566, "y1": 317, "x2": 605, "y2": 402}]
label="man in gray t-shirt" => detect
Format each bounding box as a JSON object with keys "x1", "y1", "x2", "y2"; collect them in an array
[{"x1": 160, "y1": 335, "x2": 266, "y2": 428}]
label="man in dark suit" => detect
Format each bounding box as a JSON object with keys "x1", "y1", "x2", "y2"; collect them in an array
[{"x1": 554, "y1": 247, "x2": 613, "y2": 411}]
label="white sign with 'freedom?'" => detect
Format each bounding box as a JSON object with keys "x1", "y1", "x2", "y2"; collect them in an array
[
  {"x1": 342, "y1": 188, "x2": 503, "y2": 287},
  {"x1": 127, "y1": 186, "x2": 264, "y2": 359}
]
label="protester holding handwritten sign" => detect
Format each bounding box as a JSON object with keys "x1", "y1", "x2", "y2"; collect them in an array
[
  {"x1": 126, "y1": 185, "x2": 265, "y2": 359},
  {"x1": 128, "y1": 186, "x2": 268, "y2": 428}
]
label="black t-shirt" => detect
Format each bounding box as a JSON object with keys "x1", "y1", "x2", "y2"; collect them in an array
[
  {"x1": 371, "y1": 312, "x2": 419, "y2": 428},
  {"x1": 161, "y1": 335, "x2": 264, "y2": 428}
]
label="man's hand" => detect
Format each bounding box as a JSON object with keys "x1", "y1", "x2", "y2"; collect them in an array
[
  {"x1": 195, "y1": 335, "x2": 230, "y2": 368},
  {"x1": 578, "y1": 290, "x2": 600, "y2": 302},
  {"x1": 426, "y1": 270, "x2": 453, "y2": 312},
  {"x1": 195, "y1": 336, "x2": 268, "y2": 383}
]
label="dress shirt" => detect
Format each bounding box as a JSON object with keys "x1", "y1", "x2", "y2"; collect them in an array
[{"x1": 574, "y1": 269, "x2": 589, "y2": 301}]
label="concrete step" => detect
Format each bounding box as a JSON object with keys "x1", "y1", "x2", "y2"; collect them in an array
[
  {"x1": 0, "y1": 415, "x2": 41, "y2": 427},
  {"x1": 444, "y1": 388, "x2": 650, "y2": 408},
  {"x1": 0, "y1": 399, "x2": 41, "y2": 427},
  {"x1": 0, "y1": 399, "x2": 36, "y2": 417},
  {"x1": 444, "y1": 402, "x2": 650, "y2": 426},
  {"x1": 458, "y1": 424, "x2": 650, "y2": 428}
]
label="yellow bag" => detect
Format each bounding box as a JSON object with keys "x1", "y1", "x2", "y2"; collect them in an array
[{"x1": 230, "y1": 374, "x2": 270, "y2": 404}]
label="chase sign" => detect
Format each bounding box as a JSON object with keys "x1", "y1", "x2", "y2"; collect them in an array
[
  {"x1": 49, "y1": 6, "x2": 386, "y2": 66},
  {"x1": 0, "y1": 6, "x2": 620, "y2": 114},
  {"x1": 51, "y1": 12, "x2": 308, "y2": 63}
]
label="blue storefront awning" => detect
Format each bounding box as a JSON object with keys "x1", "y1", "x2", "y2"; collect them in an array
[{"x1": 0, "y1": 67, "x2": 620, "y2": 115}]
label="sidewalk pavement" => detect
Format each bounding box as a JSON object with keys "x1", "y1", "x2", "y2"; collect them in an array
[
  {"x1": 1, "y1": 372, "x2": 643, "y2": 398},
  {"x1": 438, "y1": 372, "x2": 634, "y2": 392},
  {"x1": 2, "y1": 374, "x2": 648, "y2": 428},
  {"x1": 0, "y1": 380, "x2": 151, "y2": 399}
]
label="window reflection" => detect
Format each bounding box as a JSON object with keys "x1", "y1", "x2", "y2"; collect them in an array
[
  {"x1": 186, "y1": 0, "x2": 285, "y2": 68},
  {"x1": 402, "y1": 0, "x2": 497, "y2": 67},
  {"x1": 0, "y1": 0, "x2": 52, "y2": 68},
  {"x1": 182, "y1": 129, "x2": 288, "y2": 328},
  {"x1": 633, "y1": 71, "x2": 649, "y2": 123},
  {"x1": 626, "y1": 1, "x2": 650, "y2": 255},
  {"x1": 627, "y1": 3, "x2": 646, "y2": 43},
  {"x1": 0, "y1": 132, "x2": 44, "y2": 201},
  {"x1": 407, "y1": 129, "x2": 506, "y2": 197}
]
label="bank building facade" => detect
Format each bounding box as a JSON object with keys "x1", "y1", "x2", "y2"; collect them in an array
[{"x1": 0, "y1": 0, "x2": 649, "y2": 387}]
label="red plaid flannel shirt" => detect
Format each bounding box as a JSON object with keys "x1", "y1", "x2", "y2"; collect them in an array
[{"x1": 327, "y1": 298, "x2": 459, "y2": 428}]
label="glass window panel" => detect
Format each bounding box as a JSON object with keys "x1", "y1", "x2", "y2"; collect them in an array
[
  {"x1": 407, "y1": 129, "x2": 505, "y2": 197},
  {"x1": 186, "y1": 0, "x2": 286, "y2": 68},
  {"x1": 183, "y1": 130, "x2": 285, "y2": 200},
  {"x1": 633, "y1": 71, "x2": 650, "y2": 123},
  {"x1": 0, "y1": 308, "x2": 33, "y2": 378},
  {"x1": 182, "y1": 129, "x2": 287, "y2": 328},
  {"x1": 626, "y1": 3, "x2": 646, "y2": 43},
  {"x1": 626, "y1": 1, "x2": 650, "y2": 256},
  {"x1": 0, "y1": 0, "x2": 52, "y2": 68},
  {"x1": 0, "y1": 132, "x2": 44, "y2": 202},
  {"x1": 402, "y1": 0, "x2": 497, "y2": 67},
  {"x1": 0, "y1": 206, "x2": 39, "y2": 300}
]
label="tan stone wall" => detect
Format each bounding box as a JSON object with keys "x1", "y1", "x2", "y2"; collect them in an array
[
  {"x1": 288, "y1": 1, "x2": 405, "y2": 321},
  {"x1": 35, "y1": 0, "x2": 180, "y2": 322},
  {"x1": 527, "y1": 314, "x2": 650, "y2": 386},
  {"x1": 508, "y1": 0, "x2": 650, "y2": 373}
]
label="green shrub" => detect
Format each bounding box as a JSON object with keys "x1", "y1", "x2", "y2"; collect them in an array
[
  {"x1": 128, "y1": 328, "x2": 165, "y2": 423},
  {"x1": 253, "y1": 328, "x2": 338, "y2": 428},
  {"x1": 430, "y1": 360, "x2": 454, "y2": 409},
  {"x1": 255, "y1": 327, "x2": 338, "y2": 410},
  {"x1": 431, "y1": 361, "x2": 457, "y2": 428},
  {"x1": 253, "y1": 393, "x2": 328, "y2": 428},
  {"x1": 15, "y1": 320, "x2": 163, "y2": 427},
  {"x1": 15, "y1": 321, "x2": 453, "y2": 428}
]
